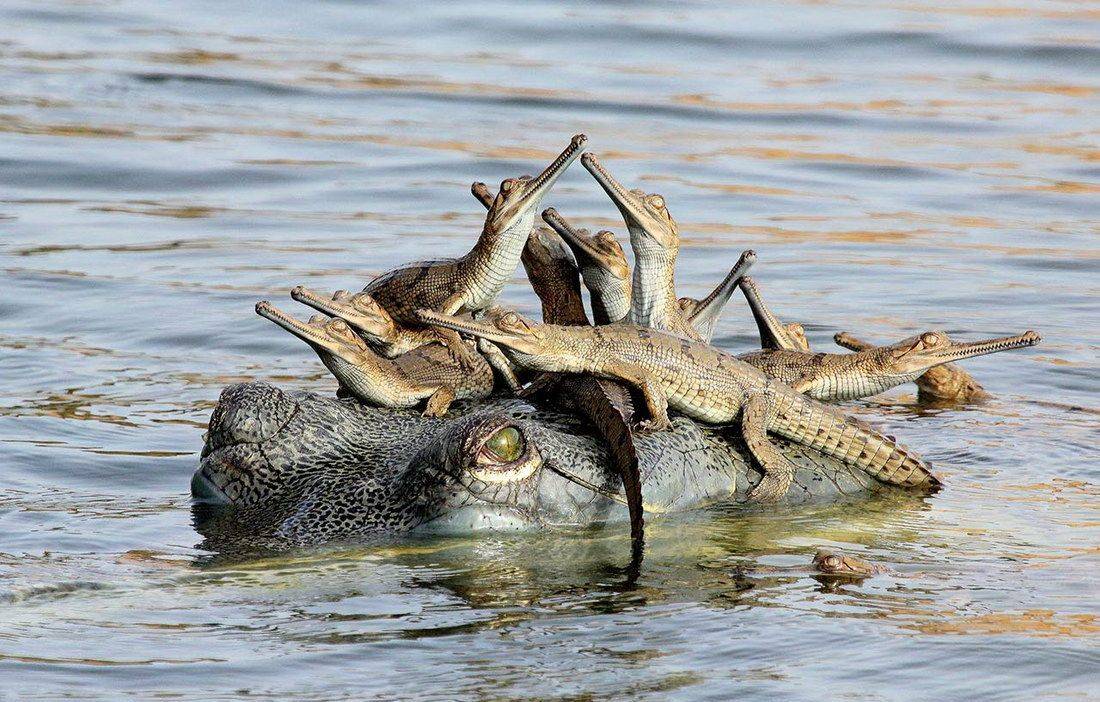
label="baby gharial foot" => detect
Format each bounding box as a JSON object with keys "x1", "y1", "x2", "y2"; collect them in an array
[
  {"x1": 636, "y1": 416, "x2": 672, "y2": 434},
  {"x1": 422, "y1": 386, "x2": 456, "y2": 417},
  {"x1": 435, "y1": 328, "x2": 481, "y2": 371},
  {"x1": 741, "y1": 389, "x2": 796, "y2": 501}
]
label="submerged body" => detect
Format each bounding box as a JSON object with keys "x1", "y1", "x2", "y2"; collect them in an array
[{"x1": 193, "y1": 383, "x2": 897, "y2": 548}]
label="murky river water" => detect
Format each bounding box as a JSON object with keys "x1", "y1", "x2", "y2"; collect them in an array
[{"x1": 1, "y1": 1, "x2": 1098, "y2": 699}]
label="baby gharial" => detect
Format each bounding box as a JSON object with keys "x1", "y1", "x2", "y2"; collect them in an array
[
  {"x1": 739, "y1": 329, "x2": 1041, "y2": 402},
  {"x1": 418, "y1": 306, "x2": 938, "y2": 502},
  {"x1": 255, "y1": 301, "x2": 493, "y2": 416},
  {"x1": 290, "y1": 286, "x2": 448, "y2": 359}
]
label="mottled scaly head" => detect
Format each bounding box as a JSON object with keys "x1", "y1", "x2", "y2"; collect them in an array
[
  {"x1": 581, "y1": 152, "x2": 678, "y2": 250},
  {"x1": 485, "y1": 134, "x2": 587, "y2": 236},
  {"x1": 523, "y1": 226, "x2": 577, "y2": 270},
  {"x1": 543, "y1": 206, "x2": 631, "y2": 283},
  {"x1": 885, "y1": 329, "x2": 1041, "y2": 374},
  {"x1": 291, "y1": 286, "x2": 396, "y2": 342},
  {"x1": 677, "y1": 297, "x2": 699, "y2": 317}
]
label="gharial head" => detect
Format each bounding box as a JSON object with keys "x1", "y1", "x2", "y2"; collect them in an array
[
  {"x1": 812, "y1": 551, "x2": 881, "y2": 577},
  {"x1": 880, "y1": 329, "x2": 1041, "y2": 375},
  {"x1": 542, "y1": 207, "x2": 630, "y2": 283},
  {"x1": 290, "y1": 286, "x2": 396, "y2": 343},
  {"x1": 484, "y1": 134, "x2": 587, "y2": 236},
  {"x1": 581, "y1": 152, "x2": 678, "y2": 250},
  {"x1": 255, "y1": 301, "x2": 373, "y2": 366},
  {"x1": 417, "y1": 308, "x2": 582, "y2": 374}
]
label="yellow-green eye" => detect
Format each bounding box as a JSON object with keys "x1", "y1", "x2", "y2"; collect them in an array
[{"x1": 484, "y1": 426, "x2": 524, "y2": 463}]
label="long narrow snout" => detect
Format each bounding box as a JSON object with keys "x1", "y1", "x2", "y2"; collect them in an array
[{"x1": 924, "y1": 330, "x2": 1041, "y2": 363}]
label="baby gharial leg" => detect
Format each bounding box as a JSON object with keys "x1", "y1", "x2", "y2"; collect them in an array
[
  {"x1": 741, "y1": 387, "x2": 798, "y2": 501},
  {"x1": 422, "y1": 385, "x2": 457, "y2": 417}
]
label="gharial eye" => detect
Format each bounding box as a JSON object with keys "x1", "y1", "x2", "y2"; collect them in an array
[
  {"x1": 825, "y1": 555, "x2": 841, "y2": 568},
  {"x1": 647, "y1": 195, "x2": 666, "y2": 209},
  {"x1": 329, "y1": 319, "x2": 349, "y2": 332},
  {"x1": 500, "y1": 178, "x2": 516, "y2": 192},
  {"x1": 483, "y1": 426, "x2": 524, "y2": 463},
  {"x1": 921, "y1": 332, "x2": 940, "y2": 346}
]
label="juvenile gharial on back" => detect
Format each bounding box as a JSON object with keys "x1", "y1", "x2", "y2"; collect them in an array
[
  {"x1": 419, "y1": 308, "x2": 940, "y2": 502},
  {"x1": 581, "y1": 152, "x2": 701, "y2": 340},
  {"x1": 542, "y1": 207, "x2": 631, "y2": 325},
  {"x1": 256, "y1": 301, "x2": 492, "y2": 416},
  {"x1": 363, "y1": 135, "x2": 586, "y2": 323}
]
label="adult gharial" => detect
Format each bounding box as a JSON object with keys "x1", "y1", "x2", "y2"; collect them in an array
[{"x1": 193, "y1": 135, "x2": 1040, "y2": 551}]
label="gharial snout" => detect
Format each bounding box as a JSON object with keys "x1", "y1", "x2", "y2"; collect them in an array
[{"x1": 202, "y1": 382, "x2": 299, "y2": 456}]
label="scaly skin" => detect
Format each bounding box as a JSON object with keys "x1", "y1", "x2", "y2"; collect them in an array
[
  {"x1": 194, "y1": 384, "x2": 895, "y2": 548},
  {"x1": 361, "y1": 134, "x2": 587, "y2": 338},
  {"x1": 418, "y1": 309, "x2": 940, "y2": 501},
  {"x1": 541, "y1": 207, "x2": 631, "y2": 325},
  {"x1": 676, "y1": 250, "x2": 757, "y2": 342},
  {"x1": 256, "y1": 302, "x2": 492, "y2": 416},
  {"x1": 521, "y1": 227, "x2": 590, "y2": 326},
  {"x1": 740, "y1": 330, "x2": 1040, "y2": 402},
  {"x1": 290, "y1": 286, "x2": 443, "y2": 358},
  {"x1": 834, "y1": 332, "x2": 991, "y2": 402},
  {"x1": 581, "y1": 153, "x2": 700, "y2": 340},
  {"x1": 517, "y1": 227, "x2": 644, "y2": 540}
]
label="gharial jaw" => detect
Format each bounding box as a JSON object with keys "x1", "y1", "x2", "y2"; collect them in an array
[
  {"x1": 255, "y1": 301, "x2": 370, "y2": 367},
  {"x1": 580, "y1": 152, "x2": 678, "y2": 252},
  {"x1": 290, "y1": 286, "x2": 397, "y2": 346},
  {"x1": 880, "y1": 329, "x2": 1041, "y2": 376},
  {"x1": 484, "y1": 134, "x2": 587, "y2": 238},
  {"x1": 416, "y1": 308, "x2": 589, "y2": 375}
]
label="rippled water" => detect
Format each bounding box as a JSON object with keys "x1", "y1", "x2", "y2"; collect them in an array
[{"x1": 1, "y1": 1, "x2": 1098, "y2": 699}]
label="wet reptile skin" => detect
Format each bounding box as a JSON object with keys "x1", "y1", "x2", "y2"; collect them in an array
[
  {"x1": 581, "y1": 153, "x2": 700, "y2": 341},
  {"x1": 420, "y1": 311, "x2": 940, "y2": 500},
  {"x1": 541, "y1": 207, "x2": 631, "y2": 325},
  {"x1": 363, "y1": 135, "x2": 586, "y2": 324},
  {"x1": 193, "y1": 383, "x2": 887, "y2": 547},
  {"x1": 834, "y1": 331, "x2": 991, "y2": 402},
  {"x1": 256, "y1": 302, "x2": 493, "y2": 416},
  {"x1": 676, "y1": 249, "x2": 756, "y2": 342}
]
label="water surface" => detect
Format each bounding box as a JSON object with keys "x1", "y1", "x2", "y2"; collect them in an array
[{"x1": 1, "y1": 1, "x2": 1098, "y2": 699}]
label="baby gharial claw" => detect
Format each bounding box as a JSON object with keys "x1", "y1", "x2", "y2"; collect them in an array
[{"x1": 636, "y1": 417, "x2": 672, "y2": 434}]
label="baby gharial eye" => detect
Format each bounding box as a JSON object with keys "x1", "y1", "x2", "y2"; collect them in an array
[
  {"x1": 497, "y1": 311, "x2": 529, "y2": 333},
  {"x1": 500, "y1": 178, "x2": 518, "y2": 193},
  {"x1": 646, "y1": 194, "x2": 666, "y2": 210},
  {"x1": 921, "y1": 332, "x2": 942, "y2": 347},
  {"x1": 824, "y1": 555, "x2": 842, "y2": 569},
  {"x1": 327, "y1": 319, "x2": 350, "y2": 334},
  {"x1": 482, "y1": 426, "x2": 524, "y2": 463},
  {"x1": 351, "y1": 294, "x2": 378, "y2": 312}
]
